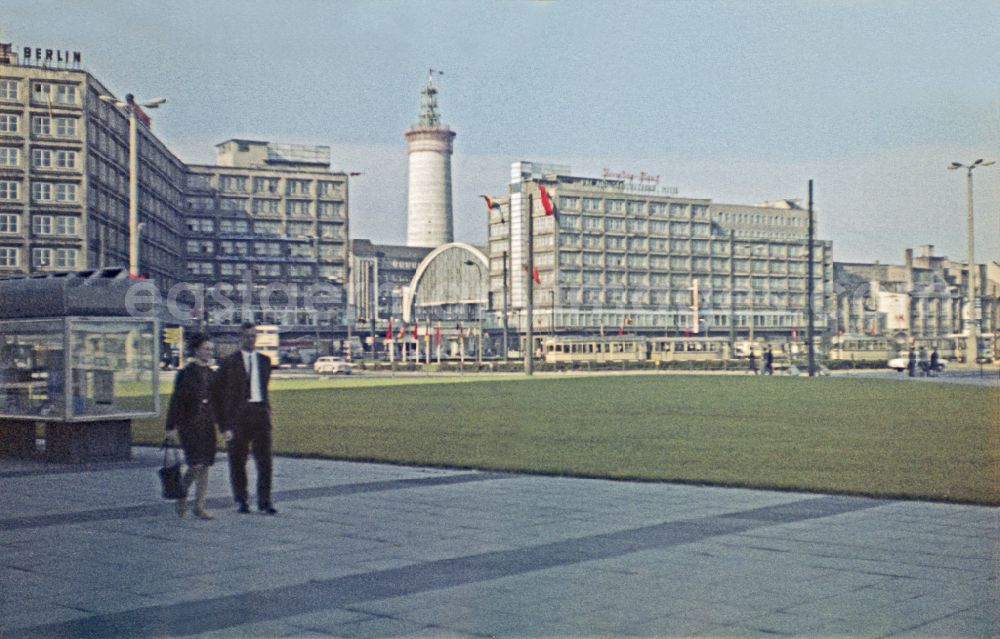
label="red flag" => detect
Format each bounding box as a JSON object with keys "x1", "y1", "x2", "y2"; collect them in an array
[
  {"x1": 435, "y1": 324, "x2": 441, "y2": 346},
  {"x1": 386, "y1": 317, "x2": 392, "y2": 341},
  {"x1": 524, "y1": 263, "x2": 540, "y2": 284},
  {"x1": 479, "y1": 195, "x2": 500, "y2": 212},
  {"x1": 538, "y1": 184, "x2": 554, "y2": 216},
  {"x1": 413, "y1": 323, "x2": 419, "y2": 339},
  {"x1": 618, "y1": 324, "x2": 624, "y2": 336}
]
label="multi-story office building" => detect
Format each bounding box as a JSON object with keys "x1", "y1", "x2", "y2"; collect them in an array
[
  {"x1": 0, "y1": 43, "x2": 186, "y2": 286},
  {"x1": 492, "y1": 162, "x2": 833, "y2": 341},
  {"x1": 834, "y1": 244, "x2": 998, "y2": 339},
  {"x1": 183, "y1": 140, "x2": 350, "y2": 332},
  {"x1": 349, "y1": 239, "x2": 431, "y2": 329}
]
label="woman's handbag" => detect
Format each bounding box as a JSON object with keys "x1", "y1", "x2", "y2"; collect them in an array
[{"x1": 159, "y1": 441, "x2": 186, "y2": 500}]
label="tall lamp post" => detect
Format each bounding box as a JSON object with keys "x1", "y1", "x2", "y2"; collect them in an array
[
  {"x1": 948, "y1": 159, "x2": 995, "y2": 365},
  {"x1": 99, "y1": 94, "x2": 165, "y2": 278},
  {"x1": 464, "y1": 259, "x2": 485, "y2": 364}
]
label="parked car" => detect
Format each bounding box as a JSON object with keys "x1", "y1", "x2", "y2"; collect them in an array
[{"x1": 313, "y1": 356, "x2": 352, "y2": 375}]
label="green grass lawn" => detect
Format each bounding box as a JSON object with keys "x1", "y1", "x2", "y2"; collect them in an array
[{"x1": 134, "y1": 375, "x2": 999, "y2": 505}]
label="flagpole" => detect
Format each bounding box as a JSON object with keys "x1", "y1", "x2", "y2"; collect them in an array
[{"x1": 525, "y1": 189, "x2": 534, "y2": 376}]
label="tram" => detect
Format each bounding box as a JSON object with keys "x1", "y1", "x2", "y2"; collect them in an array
[
  {"x1": 648, "y1": 336, "x2": 730, "y2": 363},
  {"x1": 828, "y1": 335, "x2": 897, "y2": 362}
]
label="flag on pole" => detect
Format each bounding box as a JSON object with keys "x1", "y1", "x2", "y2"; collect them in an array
[
  {"x1": 435, "y1": 324, "x2": 441, "y2": 346},
  {"x1": 386, "y1": 317, "x2": 392, "y2": 341},
  {"x1": 523, "y1": 263, "x2": 540, "y2": 285},
  {"x1": 538, "y1": 184, "x2": 555, "y2": 216},
  {"x1": 479, "y1": 195, "x2": 500, "y2": 212},
  {"x1": 480, "y1": 195, "x2": 505, "y2": 223},
  {"x1": 413, "y1": 323, "x2": 419, "y2": 340},
  {"x1": 398, "y1": 324, "x2": 406, "y2": 340},
  {"x1": 618, "y1": 324, "x2": 623, "y2": 336}
]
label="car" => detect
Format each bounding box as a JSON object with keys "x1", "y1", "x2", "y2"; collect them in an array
[
  {"x1": 313, "y1": 356, "x2": 352, "y2": 375},
  {"x1": 888, "y1": 355, "x2": 945, "y2": 374}
]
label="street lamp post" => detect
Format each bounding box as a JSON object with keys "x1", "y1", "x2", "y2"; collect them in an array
[
  {"x1": 949, "y1": 159, "x2": 995, "y2": 365},
  {"x1": 464, "y1": 259, "x2": 485, "y2": 364},
  {"x1": 99, "y1": 94, "x2": 165, "y2": 278}
]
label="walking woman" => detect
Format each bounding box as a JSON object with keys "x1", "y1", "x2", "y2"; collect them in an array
[{"x1": 165, "y1": 333, "x2": 219, "y2": 519}]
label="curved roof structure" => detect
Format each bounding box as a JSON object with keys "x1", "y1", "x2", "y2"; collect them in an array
[{"x1": 403, "y1": 243, "x2": 488, "y2": 323}]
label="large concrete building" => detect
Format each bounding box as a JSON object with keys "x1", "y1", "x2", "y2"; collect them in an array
[
  {"x1": 834, "y1": 245, "x2": 999, "y2": 344},
  {"x1": 404, "y1": 71, "x2": 455, "y2": 248},
  {"x1": 0, "y1": 43, "x2": 187, "y2": 287},
  {"x1": 489, "y1": 162, "x2": 834, "y2": 344},
  {"x1": 182, "y1": 140, "x2": 351, "y2": 332}
]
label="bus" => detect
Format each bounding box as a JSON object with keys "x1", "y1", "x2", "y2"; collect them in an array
[{"x1": 256, "y1": 325, "x2": 280, "y2": 367}]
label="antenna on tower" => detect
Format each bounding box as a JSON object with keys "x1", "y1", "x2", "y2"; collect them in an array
[{"x1": 418, "y1": 69, "x2": 444, "y2": 127}]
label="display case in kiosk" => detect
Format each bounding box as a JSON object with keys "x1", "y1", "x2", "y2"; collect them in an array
[{"x1": 0, "y1": 269, "x2": 160, "y2": 462}]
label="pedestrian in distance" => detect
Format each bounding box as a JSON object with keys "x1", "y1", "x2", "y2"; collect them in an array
[
  {"x1": 764, "y1": 346, "x2": 774, "y2": 375},
  {"x1": 907, "y1": 347, "x2": 916, "y2": 377},
  {"x1": 212, "y1": 322, "x2": 278, "y2": 515},
  {"x1": 748, "y1": 350, "x2": 758, "y2": 374},
  {"x1": 917, "y1": 346, "x2": 928, "y2": 376},
  {"x1": 929, "y1": 349, "x2": 939, "y2": 377},
  {"x1": 165, "y1": 332, "x2": 218, "y2": 520}
]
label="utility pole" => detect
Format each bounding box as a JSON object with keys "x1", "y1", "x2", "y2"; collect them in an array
[
  {"x1": 524, "y1": 190, "x2": 534, "y2": 375},
  {"x1": 729, "y1": 231, "x2": 736, "y2": 346},
  {"x1": 807, "y1": 179, "x2": 816, "y2": 377},
  {"x1": 502, "y1": 250, "x2": 510, "y2": 361}
]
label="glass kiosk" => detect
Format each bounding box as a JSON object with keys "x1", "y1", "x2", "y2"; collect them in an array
[{"x1": 0, "y1": 271, "x2": 160, "y2": 462}]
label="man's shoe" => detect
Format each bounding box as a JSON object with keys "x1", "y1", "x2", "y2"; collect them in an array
[
  {"x1": 259, "y1": 503, "x2": 277, "y2": 515},
  {"x1": 236, "y1": 501, "x2": 251, "y2": 514}
]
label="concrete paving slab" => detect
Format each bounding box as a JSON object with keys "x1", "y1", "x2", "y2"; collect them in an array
[{"x1": 1, "y1": 446, "x2": 996, "y2": 638}]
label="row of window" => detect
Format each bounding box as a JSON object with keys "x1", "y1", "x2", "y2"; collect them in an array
[
  {"x1": 212, "y1": 174, "x2": 344, "y2": 197},
  {"x1": 557, "y1": 197, "x2": 710, "y2": 219},
  {"x1": 0, "y1": 213, "x2": 78, "y2": 236},
  {"x1": 187, "y1": 261, "x2": 319, "y2": 278},
  {"x1": 0, "y1": 180, "x2": 77, "y2": 202},
  {"x1": 538, "y1": 287, "x2": 813, "y2": 309},
  {"x1": 715, "y1": 210, "x2": 807, "y2": 228},
  {"x1": 0, "y1": 79, "x2": 79, "y2": 105},
  {"x1": 0, "y1": 146, "x2": 78, "y2": 169},
  {"x1": 0, "y1": 114, "x2": 79, "y2": 137},
  {"x1": 0, "y1": 246, "x2": 78, "y2": 268},
  {"x1": 186, "y1": 195, "x2": 345, "y2": 218}
]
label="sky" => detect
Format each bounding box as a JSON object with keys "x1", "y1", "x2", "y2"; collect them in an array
[{"x1": 5, "y1": 0, "x2": 999, "y2": 264}]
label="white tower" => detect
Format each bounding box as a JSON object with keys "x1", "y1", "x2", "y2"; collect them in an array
[{"x1": 405, "y1": 70, "x2": 456, "y2": 247}]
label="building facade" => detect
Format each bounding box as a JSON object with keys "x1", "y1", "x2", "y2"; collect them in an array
[
  {"x1": 349, "y1": 239, "x2": 431, "y2": 332},
  {"x1": 491, "y1": 162, "x2": 833, "y2": 342},
  {"x1": 0, "y1": 44, "x2": 186, "y2": 287},
  {"x1": 183, "y1": 140, "x2": 350, "y2": 333},
  {"x1": 834, "y1": 244, "x2": 999, "y2": 341}
]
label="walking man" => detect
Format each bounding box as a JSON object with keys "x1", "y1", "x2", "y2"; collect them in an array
[
  {"x1": 213, "y1": 322, "x2": 277, "y2": 515},
  {"x1": 764, "y1": 346, "x2": 774, "y2": 375}
]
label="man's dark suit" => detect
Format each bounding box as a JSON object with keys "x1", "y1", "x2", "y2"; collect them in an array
[{"x1": 212, "y1": 350, "x2": 274, "y2": 510}]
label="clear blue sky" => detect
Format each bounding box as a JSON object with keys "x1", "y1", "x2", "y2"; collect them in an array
[{"x1": 6, "y1": 0, "x2": 999, "y2": 264}]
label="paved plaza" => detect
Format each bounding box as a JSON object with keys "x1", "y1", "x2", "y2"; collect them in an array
[{"x1": 1, "y1": 447, "x2": 996, "y2": 638}]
